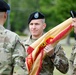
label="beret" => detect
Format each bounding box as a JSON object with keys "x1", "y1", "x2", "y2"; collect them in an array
[
  {"x1": 70, "y1": 10, "x2": 76, "y2": 18},
  {"x1": 0, "y1": 0, "x2": 10, "y2": 12},
  {"x1": 28, "y1": 11, "x2": 45, "y2": 24}
]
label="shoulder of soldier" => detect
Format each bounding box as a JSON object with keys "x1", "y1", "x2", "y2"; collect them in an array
[
  {"x1": 22, "y1": 36, "x2": 30, "y2": 43},
  {"x1": 5, "y1": 29, "x2": 19, "y2": 38},
  {"x1": 21, "y1": 36, "x2": 32, "y2": 48}
]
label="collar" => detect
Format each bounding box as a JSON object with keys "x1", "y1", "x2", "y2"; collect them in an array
[{"x1": 30, "y1": 35, "x2": 37, "y2": 41}]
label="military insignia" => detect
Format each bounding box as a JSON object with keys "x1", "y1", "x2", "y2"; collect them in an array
[
  {"x1": 34, "y1": 12, "x2": 39, "y2": 18},
  {"x1": 41, "y1": 42, "x2": 46, "y2": 47}
]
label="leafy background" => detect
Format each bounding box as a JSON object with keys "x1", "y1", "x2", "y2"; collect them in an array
[{"x1": 5, "y1": 0, "x2": 76, "y2": 37}]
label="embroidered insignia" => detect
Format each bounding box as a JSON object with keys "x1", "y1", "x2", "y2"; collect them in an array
[{"x1": 34, "y1": 12, "x2": 39, "y2": 18}]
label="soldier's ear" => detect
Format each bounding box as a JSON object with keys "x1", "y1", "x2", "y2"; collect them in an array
[
  {"x1": 43, "y1": 23, "x2": 46, "y2": 29},
  {"x1": 4, "y1": 12, "x2": 7, "y2": 19}
]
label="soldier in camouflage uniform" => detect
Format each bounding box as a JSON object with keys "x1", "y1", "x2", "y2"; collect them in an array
[
  {"x1": 68, "y1": 11, "x2": 76, "y2": 75},
  {"x1": 0, "y1": 0, "x2": 27, "y2": 75},
  {"x1": 23, "y1": 11, "x2": 69, "y2": 75}
]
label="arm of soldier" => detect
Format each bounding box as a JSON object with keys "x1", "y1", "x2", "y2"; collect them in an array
[
  {"x1": 72, "y1": 47, "x2": 76, "y2": 75},
  {"x1": 53, "y1": 44, "x2": 69, "y2": 74},
  {"x1": 12, "y1": 35, "x2": 27, "y2": 75},
  {"x1": 72, "y1": 56, "x2": 76, "y2": 75}
]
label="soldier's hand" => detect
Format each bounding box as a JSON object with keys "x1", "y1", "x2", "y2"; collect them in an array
[{"x1": 44, "y1": 44, "x2": 54, "y2": 56}]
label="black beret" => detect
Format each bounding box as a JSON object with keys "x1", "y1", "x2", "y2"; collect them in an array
[
  {"x1": 0, "y1": 0, "x2": 10, "y2": 12},
  {"x1": 28, "y1": 11, "x2": 45, "y2": 24},
  {"x1": 70, "y1": 10, "x2": 76, "y2": 18}
]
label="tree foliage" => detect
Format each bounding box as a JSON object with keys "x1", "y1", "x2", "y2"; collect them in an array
[{"x1": 5, "y1": 0, "x2": 76, "y2": 36}]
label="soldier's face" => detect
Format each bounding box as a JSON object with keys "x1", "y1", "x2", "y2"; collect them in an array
[
  {"x1": 72, "y1": 18, "x2": 76, "y2": 33},
  {"x1": 29, "y1": 19, "x2": 46, "y2": 38}
]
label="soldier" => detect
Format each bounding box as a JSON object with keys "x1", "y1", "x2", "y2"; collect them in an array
[
  {"x1": 68, "y1": 10, "x2": 76, "y2": 75},
  {"x1": 0, "y1": 0, "x2": 27, "y2": 75},
  {"x1": 23, "y1": 11, "x2": 69, "y2": 75}
]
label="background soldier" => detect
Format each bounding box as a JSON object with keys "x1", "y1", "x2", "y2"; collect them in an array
[
  {"x1": 69, "y1": 10, "x2": 76, "y2": 75},
  {"x1": 0, "y1": 0, "x2": 27, "y2": 75},
  {"x1": 23, "y1": 11, "x2": 69, "y2": 75}
]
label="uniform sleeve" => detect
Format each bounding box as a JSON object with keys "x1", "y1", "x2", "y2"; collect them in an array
[
  {"x1": 71, "y1": 45, "x2": 76, "y2": 75},
  {"x1": 53, "y1": 44, "x2": 69, "y2": 74},
  {"x1": 73, "y1": 55, "x2": 76, "y2": 75},
  {"x1": 12, "y1": 35, "x2": 28, "y2": 75}
]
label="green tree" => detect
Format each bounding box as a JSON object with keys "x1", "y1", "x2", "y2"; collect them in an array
[{"x1": 4, "y1": 0, "x2": 76, "y2": 37}]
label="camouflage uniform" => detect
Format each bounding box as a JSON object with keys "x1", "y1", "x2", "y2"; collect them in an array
[
  {"x1": 23, "y1": 35, "x2": 69, "y2": 75},
  {"x1": 69, "y1": 42, "x2": 76, "y2": 75},
  {"x1": 0, "y1": 25, "x2": 27, "y2": 75}
]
